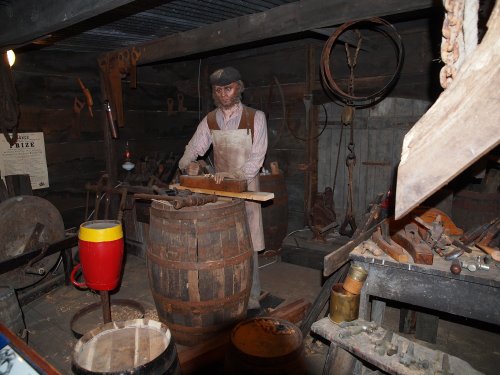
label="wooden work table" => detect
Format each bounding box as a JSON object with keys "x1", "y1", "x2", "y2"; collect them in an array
[
  {"x1": 350, "y1": 241, "x2": 500, "y2": 327},
  {"x1": 311, "y1": 318, "x2": 484, "y2": 375}
]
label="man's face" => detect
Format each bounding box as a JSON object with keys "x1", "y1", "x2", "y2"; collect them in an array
[{"x1": 212, "y1": 81, "x2": 241, "y2": 109}]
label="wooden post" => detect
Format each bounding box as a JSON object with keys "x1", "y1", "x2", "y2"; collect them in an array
[
  {"x1": 304, "y1": 43, "x2": 318, "y2": 225},
  {"x1": 98, "y1": 68, "x2": 117, "y2": 185}
]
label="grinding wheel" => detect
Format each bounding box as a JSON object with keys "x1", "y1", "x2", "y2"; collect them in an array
[{"x1": 0, "y1": 195, "x2": 65, "y2": 289}]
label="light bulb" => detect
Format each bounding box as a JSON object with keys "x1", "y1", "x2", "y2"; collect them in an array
[{"x1": 6, "y1": 50, "x2": 15, "y2": 67}]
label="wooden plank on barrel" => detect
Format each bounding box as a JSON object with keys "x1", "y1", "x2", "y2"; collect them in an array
[
  {"x1": 170, "y1": 183, "x2": 274, "y2": 202},
  {"x1": 180, "y1": 175, "x2": 248, "y2": 193},
  {"x1": 267, "y1": 298, "x2": 311, "y2": 323}
]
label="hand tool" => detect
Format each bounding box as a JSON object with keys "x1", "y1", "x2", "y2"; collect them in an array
[
  {"x1": 435, "y1": 353, "x2": 453, "y2": 375},
  {"x1": 361, "y1": 240, "x2": 383, "y2": 256},
  {"x1": 398, "y1": 341, "x2": 415, "y2": 366},
  {"x1": 372, "y1": 225, "x2": 409, "y2": 263},
  {"x1": 415, "y1": 216, "x2": 472, "y2": 257},
  {"x1": 460, "y1": 219, "x2": 496, "y2": 245},
  {"x1": 374, "y1": 330, "x2": 397, "y2": 356},
  {"x1": 460, "y1": 259, "x2": 490, "y2": 272},
  {"x1": 133, "y1": 193, "x2": 218, "y2": 210},
  {"x1": 475, "y1": 219, "x2": 500, "y2": 261},
  {"x1": 391, "y1": 223, "x2": 434, "y2": 264},
  {"x1": 444, "y1": 247, "x2": 464, "y2": 260},
  {"x1": 450, "y1": 259, "x2": 462, "y2": 274},
  {"x1": 77, "y1": 77, "x2": 93, "y2": 117},
  {"x1": 338, "y1": 321, "x2": 377, "y2": 338},
  {"x1": 104, "y1": 100, "x2": 119, "y2": 139}
]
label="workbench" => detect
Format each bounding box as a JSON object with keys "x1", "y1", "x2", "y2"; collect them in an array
[
  {"x1": 350, "y1": 242, "x2": 500, "y2": 328},
  {"x1": 311, "y1": 318, "x2": 483, "y2": 375}
]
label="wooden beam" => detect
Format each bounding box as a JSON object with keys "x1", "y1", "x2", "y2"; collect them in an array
[
  {"x1": 323, "y1": 223, "x2": 379, "y2": 277},
  {"x1": 0, "y1": 0, "x2": 136, "y2": 50},
  {"x1": 395, "y1": 2, "x2": 500, "y2": 219},
  {"x1": 111, "y1": 0, "x2": 435, "y2": 65}
]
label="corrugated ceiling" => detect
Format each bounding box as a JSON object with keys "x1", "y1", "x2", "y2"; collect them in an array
[{"x1": 27, "y1": 0, "x2": 300, "y2": 52}]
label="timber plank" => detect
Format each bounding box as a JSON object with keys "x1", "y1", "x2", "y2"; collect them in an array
[
  {"x1": 170, "y1": 183, "x2": 274, "y2": 202},
  {"x1": 395, "y1": 2, "x2": 500, "y2": 219},
  {"x1": 180, "y1": 175, "x2": 247, "y2": 193}
]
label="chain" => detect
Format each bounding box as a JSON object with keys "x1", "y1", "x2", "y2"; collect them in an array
[
  {"x1": 345, "y1": 30, "x2": 363, "y2": 98},
  {"x1": 338, "y1": 33, "x2": 362, "y2": 237},
  {"x1": 440, "y1": 0, "x2": 465, "y2": 89}
]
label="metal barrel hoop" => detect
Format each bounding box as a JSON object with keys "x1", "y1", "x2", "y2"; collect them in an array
[{"x1": 320, "y1": 17, "x2": 405, "y2": 108}]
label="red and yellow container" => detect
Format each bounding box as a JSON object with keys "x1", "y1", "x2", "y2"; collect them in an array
[{"x1": 71, "y1": 220, "x2": 124, "y2": 291}]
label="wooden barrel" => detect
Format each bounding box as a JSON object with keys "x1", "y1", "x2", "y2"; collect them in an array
[
  {"x1": 260, "y1": 174, "x2": 288, "y2": 251},
  {"x1": 147, "y1": 198, "x2": 253, "y2": 346},
  {"x1": 224, "y1": 317, "x2": 306, "y2": 375},
  {"x1": 72, "y1": 319, "x2": 181, "y2": 375},
  {"x1": 0, "y1": 287, "x2": 25, "y2": 339}
]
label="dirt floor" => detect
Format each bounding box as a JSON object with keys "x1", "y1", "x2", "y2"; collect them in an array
[{"x1": 17, "y1": 252, "x2": 500, "y2": 374}]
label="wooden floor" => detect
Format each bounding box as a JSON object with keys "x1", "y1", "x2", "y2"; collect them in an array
[
  {"x1": 18, "y1": 252, "x2": 500, "y2": 374},
  {"x1": 21, "y1": 253, "x2": 327, "y2": 374}
]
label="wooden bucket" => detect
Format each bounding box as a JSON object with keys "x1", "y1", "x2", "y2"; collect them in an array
[
  {"x1": 260, "y1": 174, "x2": 288, "y2": 251},
  {"x1": 72, "y1": 319, "x2": 180, "y2": 375},
  {"x1": 224, "y1": 317, "x2": 306, "y2": 375},
  {"x1": 147, "y1": 198, "x2": 253, "y2": 346}
]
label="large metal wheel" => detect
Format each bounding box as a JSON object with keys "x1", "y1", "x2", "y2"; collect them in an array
[{"x1": 0, "y1": 195, "x2": 65, "y2": 289}]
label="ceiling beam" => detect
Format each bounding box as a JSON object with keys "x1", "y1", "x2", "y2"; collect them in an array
[
  {"x1": 0, "y1": 0, "x2": 137, "y2": 51},
  {"x1": 110, "y1": 0, "x2": 435, "y2": 65}
]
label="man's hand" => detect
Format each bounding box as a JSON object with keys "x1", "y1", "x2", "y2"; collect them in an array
[
  {"x1": 213, "y1": 172, "x2": 236, "y2": 184},
  {"x1": 178, "y1": 154, "x2": 191, "y2": 171}
]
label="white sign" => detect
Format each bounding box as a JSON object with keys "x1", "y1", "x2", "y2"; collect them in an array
[{"x1": 0, "y1": 132, "x2": 49, "y2": 190}]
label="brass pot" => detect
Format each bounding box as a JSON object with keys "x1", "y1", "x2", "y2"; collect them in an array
[
  {"x1": 329, "y1": 283, "x2": 360, "y2": 323},
  {"x1": 342, "y1": 264, "x2": 368, "y2": 295}
]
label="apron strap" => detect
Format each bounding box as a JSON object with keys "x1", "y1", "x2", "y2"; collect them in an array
[
  {"x1": 207, "y1": 110, "x2": 219, "y2": 131},
  {"x1": 238, "y1": 106, "x2": 256, "y2": 142},
  {"x1": 207, "y1": 106, "x2": 257, "y2": 142}
]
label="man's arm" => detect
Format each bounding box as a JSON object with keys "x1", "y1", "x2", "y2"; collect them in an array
[
  {"x1": 178, "y1": 116, "x2": 212, "y2": 170},
  {"x1": 238, "y1": 110, "x2": 268, "y2": 180}
]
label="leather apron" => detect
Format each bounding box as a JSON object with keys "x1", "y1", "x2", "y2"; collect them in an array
[{"x1": 208, "y1": 107, "x2": 265, "y2": 252}]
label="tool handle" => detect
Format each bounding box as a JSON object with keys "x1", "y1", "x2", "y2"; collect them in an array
[
  {"x1": 104, "y1": 100, "x2": 119, "y2": 139},
  {"x1": 133, "y1": 193, "x2": 175, "y2": 201}
]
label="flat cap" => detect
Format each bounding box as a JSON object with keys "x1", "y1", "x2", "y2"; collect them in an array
[{"x1": 209, "y1": 67, "x2": 241, "y2": 86}]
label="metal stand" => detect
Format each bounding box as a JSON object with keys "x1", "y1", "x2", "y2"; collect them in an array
[{"x1": 100, "y1": 291, "x2": 112, "y2": 323}]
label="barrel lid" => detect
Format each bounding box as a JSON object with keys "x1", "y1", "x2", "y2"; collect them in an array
[{"x1": 231, "y1": 317, "x2": 303, "y2": 358}]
